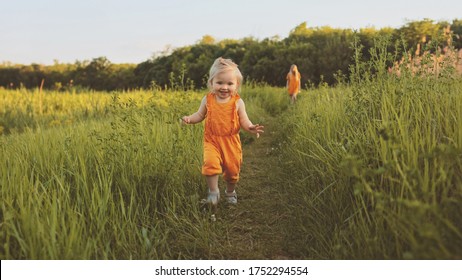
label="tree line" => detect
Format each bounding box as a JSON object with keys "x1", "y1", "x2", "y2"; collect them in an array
[{"x1": 1, "y1": 19, "x2": 461, "y2": 91}]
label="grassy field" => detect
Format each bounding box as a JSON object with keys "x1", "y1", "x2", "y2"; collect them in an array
[
  {"x1": 1, "y1": 69, "x2": 461, "y2": 259},
  {"x1": 278, "y1": 74, "x2": 462, "y2": 259}
]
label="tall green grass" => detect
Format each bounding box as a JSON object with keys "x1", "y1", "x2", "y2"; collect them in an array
[
  {"x1": 0, "y1": 88, "x2": 183, "y2": 135},
  {"x1": 1, "y1": 49, "x2": 461, "y2": 259},
  {"x1": 1, "y1": 89, "x2": 206, "y2": 259},
  {"x1": 279, "y1": 44, "x2": 462, "y2": 258},
  {"x1": 0, "y1": 87, "x2": 277, "y2": 259}
]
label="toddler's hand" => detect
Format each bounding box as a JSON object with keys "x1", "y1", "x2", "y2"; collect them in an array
[
  {"x1": 249, "y1": 124, "x2": 264, "y2": 138},
  {"x1": 180, "y1": 116, "x2": 190, "y2": 124}
]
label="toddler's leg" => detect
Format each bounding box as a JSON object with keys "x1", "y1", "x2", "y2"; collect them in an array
[
  {"x1": 225, "y1": 181, "x2": 238, "y2": 204},
  {"x1": 206, "y1": 175, "x2": 219, "y2": 193},
  {"x1": 206, "y1": 175, "x2": 220, "y2": 205},
  {"x1": 226, "y1": 181, "x2": 236, "y2": 193},
  {"x1": 222, "y1": 153, "x2": 240, "y2": 204}
]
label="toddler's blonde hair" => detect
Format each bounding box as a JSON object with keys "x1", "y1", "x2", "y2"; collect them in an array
[{"x1": 207, "y1": 57, "x2": 243, "y2": 93}]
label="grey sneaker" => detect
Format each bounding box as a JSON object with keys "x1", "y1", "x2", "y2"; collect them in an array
[
  {"x1": 206, "y1": 191, "x2": 220, "y2": 206},
  {"x1": 225, "y1": 190, "x2": 238, "y2": 204}
]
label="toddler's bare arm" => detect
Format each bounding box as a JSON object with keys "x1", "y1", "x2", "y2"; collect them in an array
[
  {"x1": 182, "y1": 96, "x2": 207, "y2": 124},
  {"x1": 237, "y1": 99, "x2": 264, "y2": 137}
]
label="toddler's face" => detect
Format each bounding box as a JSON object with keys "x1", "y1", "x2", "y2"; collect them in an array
[{"x1": 212, "y1": 70, "x2": 238, "y2": 99}]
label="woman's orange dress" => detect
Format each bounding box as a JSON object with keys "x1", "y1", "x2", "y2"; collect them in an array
[{"x1": 287, "y1": 72, "x2": 301, "y2": 96}]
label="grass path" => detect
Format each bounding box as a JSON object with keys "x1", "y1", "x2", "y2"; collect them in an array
[{"x1": 214, "y1": 117, "x2": 297, "y2": 259}]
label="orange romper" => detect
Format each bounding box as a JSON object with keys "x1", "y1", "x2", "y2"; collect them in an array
[
  {"x1": 287, "y1": 72, "x2": 301, "y2": 96},
  {"x1": 201, "y1": 92, "x2": 242, "y2": 184}
]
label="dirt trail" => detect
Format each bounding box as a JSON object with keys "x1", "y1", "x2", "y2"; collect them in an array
[{"x1": 218, "y1": 119, "x2": 295, "y2": 259}]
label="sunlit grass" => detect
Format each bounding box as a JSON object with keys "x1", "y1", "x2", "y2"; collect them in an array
[
  {"x1": 1, "y1": 52, "x2": 461, "y2": 259},
  {"x1": 279, "y1": 72, "x2": 462, "y2": 259}
]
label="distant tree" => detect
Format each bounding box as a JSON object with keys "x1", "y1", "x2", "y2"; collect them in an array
[
  {"x1": 451, "y1": 19, "x2": 462, "y2": 49},
  {"x1": 398, "y1": 19, "x2": 441, "y2": 54},
  {"x1": 0, "y1": 67, "x2": 20, "y2": 88},
  {"x1": 289, "y1": 22, "x2": 314, "y2": 38},
  {"x1": 84, "y1": 57, "x2": 113, "y2": 90},
  {"x1": 1, "y1": 19, "x2": 460, "y2": 91},
  {"x1": 198, "y1": 35, "x2": 216, "y2": 45}
]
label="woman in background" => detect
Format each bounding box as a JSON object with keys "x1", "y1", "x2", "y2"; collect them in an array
[{"x1": 286, "y1": 64, "x2": 301, "y2": 104}]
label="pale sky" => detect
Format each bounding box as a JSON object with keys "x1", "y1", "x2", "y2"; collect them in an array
[{"x1": 1, "y1": 0, "x2": 461, "y2": 65}]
